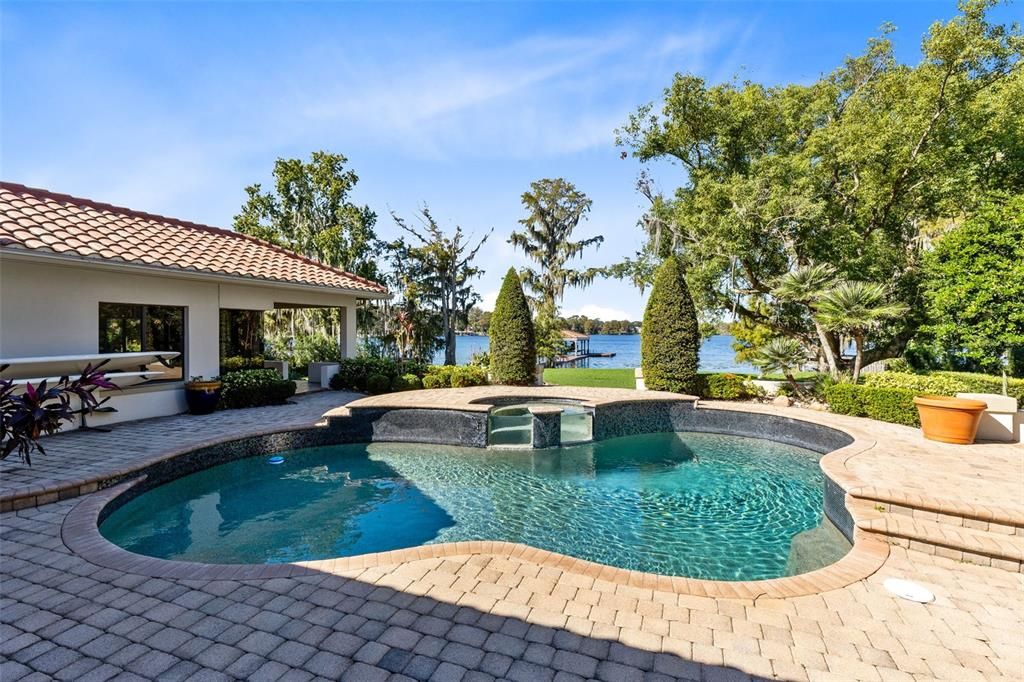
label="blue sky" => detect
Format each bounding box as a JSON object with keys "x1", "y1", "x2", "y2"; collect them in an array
[{"x1": 0, "y1": 0, "x2": 996, "y2": 320}]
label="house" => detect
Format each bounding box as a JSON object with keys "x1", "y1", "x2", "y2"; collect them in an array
[{"x1": 0, "y1": 182, "x2": 388, "y2": 424}]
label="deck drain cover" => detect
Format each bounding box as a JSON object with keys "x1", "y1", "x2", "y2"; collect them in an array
[{"x1": 883, "y1": 578, "x2": 934, "y2": 603}]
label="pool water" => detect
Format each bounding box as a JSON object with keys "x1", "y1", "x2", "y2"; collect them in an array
[{"x1": 100, "y1": 432, "x2": 850, "y2": 580}]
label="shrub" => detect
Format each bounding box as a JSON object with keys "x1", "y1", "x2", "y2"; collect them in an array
[
  {"x1": 1, "y1": 364, "x2": 115, "y2": 465},
  {"x1": 863, "y1": 371, "x2": 968, "y2": 396},
  {"x1": 330, "y1": 357, "x2": 401, "y2": 391},
  {"x1": 489, "y1": 268, "x2": 535, "y2": 385},
  {"x1": 450, "y1": 365, "x2": 487, "y2": 388},
  {"x1": 366, "y1": 373, "x2": 392, "y2": 394},
  {"x1": 824, "y1": 383, "x2": 919, "y2": 427},
  {"x1": 392, "y1": 374, "x2": 423, "y2": 391},
  {"x1": 220, "y1": 369, "x2": 296, "y2": 409},
  {"x1": 885, "y1": 358, "x2": 913, "y2": 373},
  {"x1": 422, "y1": 372, "x2": 447, "y2": 389},
  {"x1": 697, "y1": 373, "x2": 757, "y2": 400},
  {"x1": 931, "y1": 371, "x2": 1024, "y2": 401},
  {"x1": 292, "y1": 333, "x2": 342, "y2": 371},
  {"x1": 422, "y1": 365, "x2": 488, "y2": 389},
  {"x1": 641, "y1": 255, "x2": 699, "y2": 394},
  {"x1": 219, "y1": 355, "x2": 265, "y2": 374}
]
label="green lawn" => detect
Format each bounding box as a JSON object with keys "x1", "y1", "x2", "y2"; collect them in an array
[
  {"x1": 543, "y1": 368, "x2": 636, "y2": 389},
  {"x1": 543, "y1": 367, "x2": 821, "y2": 390}
]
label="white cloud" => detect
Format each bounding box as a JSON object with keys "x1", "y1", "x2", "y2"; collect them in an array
[
  {"x1": 282, "y1": 28, "x2": 723, "y2": 161},
  {"x1": 565, "y1": 304, "x2": 636, "y2": 321}
]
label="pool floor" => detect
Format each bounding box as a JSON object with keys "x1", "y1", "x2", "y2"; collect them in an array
[{"x1": 100, "y1": 432, "x2": 850, "y2": 581}]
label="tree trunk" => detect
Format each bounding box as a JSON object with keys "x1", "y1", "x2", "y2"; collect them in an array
[
  {"x1": 814, "y1": 321, "x2": 840, "y2": 378},
  {"x1": 442, "y1": 293, "x2": 456, "y2": 365},
  {"x1": 444, "y1": 325, "x2": 456, "y2": 365},
  {"x1": 783, "y1": 370, "x2": 802, "y2": 398},
  {"x1": 852, "y1": 333, "x2": 865, "y2": 384}
]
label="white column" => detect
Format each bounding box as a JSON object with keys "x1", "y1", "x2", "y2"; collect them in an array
[{"x1": 342, "y1": 303, "x2": 358, "y2": 358}]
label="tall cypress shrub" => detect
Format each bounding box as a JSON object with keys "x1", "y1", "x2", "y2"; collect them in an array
[
  {"x1": 641, "y1": 255, "x2": 700, "y2": 394},
  {"x1": 489, "y1": 268, "x2": 536, "y2": 385}
]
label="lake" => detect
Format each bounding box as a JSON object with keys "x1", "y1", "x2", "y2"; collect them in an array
[{"x1": 434, "y1": 334, "x2": 758, "y2": 374}]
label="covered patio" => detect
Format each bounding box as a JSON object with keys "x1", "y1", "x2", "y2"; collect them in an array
[{"x1": 0, "y1": 182, "x2": 388, "y2": 424}]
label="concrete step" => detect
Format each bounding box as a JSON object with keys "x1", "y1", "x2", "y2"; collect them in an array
[
  {"x1": 847, "y1": 486, "x2": 1024, "y2": 537},
  {"x1": 853, "y1": 506, "x2": 1024, "y2": 572}
]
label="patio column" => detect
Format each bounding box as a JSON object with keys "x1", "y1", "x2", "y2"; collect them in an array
[{"x1": 341, "y1": 304, "x2": 358, "y2": 358}]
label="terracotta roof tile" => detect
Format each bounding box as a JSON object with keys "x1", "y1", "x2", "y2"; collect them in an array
[{"x1": 0, "y1": 182, "x2": 389, "y2": 296}]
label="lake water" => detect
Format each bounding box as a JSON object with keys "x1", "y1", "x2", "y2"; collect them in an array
[{"x1": 435, "y1": 334, "x2": 757, "y2": 373}]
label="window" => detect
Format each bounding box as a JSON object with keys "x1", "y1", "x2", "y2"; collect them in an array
[
  {"x1": 219, "y1": 309, "x2": 264, "y2": 360},
  {"x1": 99, "y1": 303, "x2": 185, "y2": 381}
]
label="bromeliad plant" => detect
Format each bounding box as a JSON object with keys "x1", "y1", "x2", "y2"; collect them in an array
[{"x1": 0, "y1": 362, "x2": 117, "y2": 465}]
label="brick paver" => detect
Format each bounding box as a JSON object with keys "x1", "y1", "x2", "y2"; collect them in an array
[
  {"x1": 4, "y1": 496, "x2": 1023, "y2": 680},
  {"x1": 1, "y1": 392, "x2": 1022, "y2": 680},
  {"x1": 0, "y1": 390, "x2": 358, "y2": 505}
]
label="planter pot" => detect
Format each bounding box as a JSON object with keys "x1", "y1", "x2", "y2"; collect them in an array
[
  {"x1": 914, "y1": 395, "x2": 988, "y2": 444},
  {"x1": 185, "y1": 381, "x2": 222, "y2": 415}
]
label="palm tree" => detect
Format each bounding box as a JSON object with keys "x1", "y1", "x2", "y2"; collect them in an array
[
  {"x1": 814, "y1": 281, "x2": 909, "y2": 383},
  {"x1": 773, "y1": 263, "x2": 841, "y2": 378},
  {"x1": 753, "y1": 337, "x2": 808, "y2": 396}
]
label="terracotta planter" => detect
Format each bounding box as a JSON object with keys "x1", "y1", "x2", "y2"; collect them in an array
[{"x1": 914, "y1": 395, "x2": 988, "y2": 444}]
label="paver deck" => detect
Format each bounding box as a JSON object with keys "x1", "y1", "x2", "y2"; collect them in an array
[
  {"x1": 0, "y1": 391, "x2": 359, "y2": 509},
  {"x1": 2, "y1": 390, "x2": 1023, "y2": 680}
]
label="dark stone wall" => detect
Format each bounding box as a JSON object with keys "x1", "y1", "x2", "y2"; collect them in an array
[
  {"x1": 592, "y1": 401, "x2": 697, "y2": 441},
  {"x1": 336, "y1": 408, "x2": 489, "y2": 448},
  {"x1": 530, "y1": 410, "x2": 562, "y2": 449},
  {"x1": 824, "y1": 474, "x2": 855, "y2": 542},
  {"x1": 680, "y1": 409, "x2": 854, "y2": 454}
]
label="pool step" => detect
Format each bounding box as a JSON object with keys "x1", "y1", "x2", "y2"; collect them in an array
[
  {"x1": 852, "y1": 503, "x2": 1024, "y2": 572},
  {"x1": 846, "y1": 487, "x2": 1023, "y2": 536}
]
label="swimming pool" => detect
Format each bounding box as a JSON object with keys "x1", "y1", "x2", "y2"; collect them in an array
[{"x1": 100, "y1": 431, "x2": 849, "y2": 580}]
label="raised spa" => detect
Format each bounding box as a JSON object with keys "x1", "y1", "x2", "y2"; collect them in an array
[
  {"x1": 100, "y1": 431, "x2": 850, "y2": 581},
  {"x1": 488, "y1": 400, "x2": 593, "y2": 447}
]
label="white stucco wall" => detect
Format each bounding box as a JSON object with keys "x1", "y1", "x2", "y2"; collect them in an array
[{"x1": 0, "y1": 256, "x2": 364, "y2": 424}]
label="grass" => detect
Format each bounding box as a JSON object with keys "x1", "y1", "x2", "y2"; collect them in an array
[
  {"x1": 543, "y1": 368, "x2": 636, "y2": 389},
  {"x1": 544, "y1": 367, "x2": 822, "y2": 390}
]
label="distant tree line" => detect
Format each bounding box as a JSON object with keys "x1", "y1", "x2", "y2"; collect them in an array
[{"x1": 462, "y1": 308, "x2": 639, "y2": 336}]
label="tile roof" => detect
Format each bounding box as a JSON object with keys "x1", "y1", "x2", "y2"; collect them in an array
[{"x1": 0, "y1": 182, "x2": 388, "y2": 296}]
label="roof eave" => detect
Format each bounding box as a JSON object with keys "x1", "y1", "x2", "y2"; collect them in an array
[{"x1": 0, "y1": 246, "x2": 392, "y2": 300}]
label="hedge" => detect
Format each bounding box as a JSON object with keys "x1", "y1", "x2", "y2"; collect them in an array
[
  {"x1": 422, "y1": 365, "x2": 487, "y2": 389},
  {"x1": 219, "y1": 355, "x2": 265, "y2": 375},
  {"x1": 328, "y1": 358, "x2": 426, "y2": 392},
  {"x1": 863, "y1": 372, "x2": 967, "y2": 396},
  {"x1": 931, "y1": 371, "x2": 1024, "y2": 401},
  {"x1": 824, "y1": 383, "x2": 919, "y2": 427},
  {"x1": 366, "y1": 374, "x2": 391, "y2": 394},
  {"x1": 641, "y1": 255, "x2": 699, "y2": 394},
  {"x1": 220, "y1": 369, "x2": 297, "y2": 409},
  {"x1": 864, "y1": 370, "x2": 1024, "y2": 401},
  {"x1": 489, "y1": 268, "x2": 536, "y2": 385},
  {"x1": 392, "y1": 374, "x2": 423, "y2": 391},
  {"x1": 697, "y1": 373, "x2": 760, "y2": 400}
]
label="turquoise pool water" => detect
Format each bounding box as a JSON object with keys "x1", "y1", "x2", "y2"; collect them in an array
[{"x1": 100, "y1": 433, "x2": 849, "y2": 580}]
